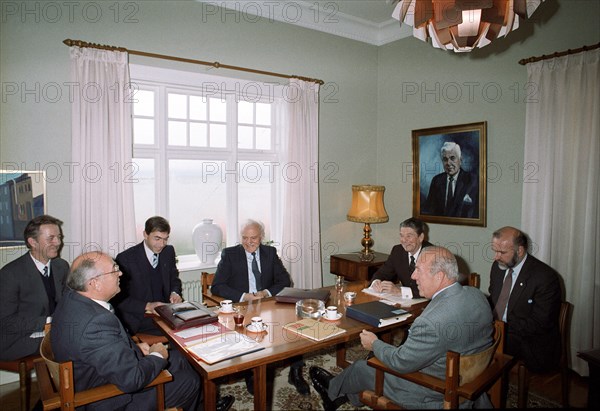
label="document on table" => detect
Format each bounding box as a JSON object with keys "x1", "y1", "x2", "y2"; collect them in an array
[{"x1": 361, "y1": 287, "x2": 428, "y2": 307}]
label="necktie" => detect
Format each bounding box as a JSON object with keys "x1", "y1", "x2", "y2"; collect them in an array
[
  {"x1": 107, "y1": 303, "x2": 115, "y2": 314},
  {"x1": 252, "y1": 252, "x2": 262, "y2": 291},
  {"x1": 493, "y1": 269, "x2": 513, "y2": 321},
  {"x1": 446, "y1": 176, "x2": 455, "y2": 207},
  {"x1": 152, "y1": 253, "x2": 158, "y2": 268},
  {"x1": 408, "y1": 255, "x2": 416, "y2": 274},
  {"x1": 42, "y1": 266, "x2": 49, "y2": 277}
]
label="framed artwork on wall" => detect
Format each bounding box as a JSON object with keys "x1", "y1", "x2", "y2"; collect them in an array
[
  {"x1": 0, "y1": 170, "x2": 47, "y2": 248},
  {"x1": 412, "y1": 121, "x2": 487, "y2": 227}
]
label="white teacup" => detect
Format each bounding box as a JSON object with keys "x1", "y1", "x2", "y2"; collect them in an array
[
  {"x1": 325, "y1": 306, "x2": 338, "y2": 319},
  {"x1": 249, "y1": 316, "x2": 264, "y2": 331},
  {"x1": 220, "y1": 300, "x2": 233, "y2": 312}
]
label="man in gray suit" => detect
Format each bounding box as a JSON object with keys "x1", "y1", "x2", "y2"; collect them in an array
[
  {"x1": 310, "y1": 246, "x2": 494, "y2": 410},
  {"x1": 0, "y1": 215, "x2": 69, "y2": 360}
]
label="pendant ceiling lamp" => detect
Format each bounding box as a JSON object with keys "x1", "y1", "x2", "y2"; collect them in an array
[{"x1": 391, "y1": 0, "x2": 545, "y2": 52}]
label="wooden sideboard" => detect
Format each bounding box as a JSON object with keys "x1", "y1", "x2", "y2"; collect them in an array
[{"x1": 329, "y1": 251, "x2": 389, "y2": 282}]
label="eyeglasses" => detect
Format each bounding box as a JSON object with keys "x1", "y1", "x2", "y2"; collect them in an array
[{"x1": 90, "y1": 265, "x2": 121, "y2": 281}]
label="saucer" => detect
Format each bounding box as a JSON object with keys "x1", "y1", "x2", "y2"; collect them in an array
[
  {"x1": 322, "y1": 313, "x2": 343, "y2": 321},
  {"x1": 218, "y1": 309, "x2": 235, "y2": 315},
  {"x1": 245, "y1": 323, "x2": 267, "y2": 333}
]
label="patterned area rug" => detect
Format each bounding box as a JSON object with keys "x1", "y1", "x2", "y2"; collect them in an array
[{"x1": 218, "y1": 339, "x2": 560, "y2": 410}]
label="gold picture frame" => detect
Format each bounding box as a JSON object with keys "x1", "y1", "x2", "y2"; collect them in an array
[{"x1": 412, "y1": 122, "x2": 487, "y2": 227}]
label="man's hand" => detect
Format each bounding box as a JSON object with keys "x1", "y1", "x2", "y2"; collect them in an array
[
  {"x1": 373, "y1": 280, "x2": 401, "y2": 295},
  {"x1": 145, "y1": 301, "x2": 166, "y2": 313},
  {"x1": 136, "y1": 342, "x2": 150, "y2": 356},
  {"x1": 149, "y1": 343, "x2": 169, "y2": 359},
  {"x1": 360, "y1": 330, "x2": 378, "y2": 351},
  {"x1": 169, "y1": 293, "x2": 183, "y2": 303}
]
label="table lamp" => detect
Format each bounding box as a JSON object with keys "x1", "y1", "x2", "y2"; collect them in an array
[{"x1": 346, "y1": 185, "x2": 389, "y2": 261}]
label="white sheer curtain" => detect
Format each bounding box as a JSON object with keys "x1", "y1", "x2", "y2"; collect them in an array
[
  {"x1": 521, "y1": 48, "x2": 600, "y2": 376},
  {"x1": 69, "y1": 47, "x2": 137, "y2": 257},
  {"x1": 278, "y1": 79, "x2": 322, "y2": 288}
]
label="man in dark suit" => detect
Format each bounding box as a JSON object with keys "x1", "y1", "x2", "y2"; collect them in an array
[
  {"x1": 211, "y1": 220, "x2": 309, "y2": 395},
  {"x1": 370, "y1": 217, "x2": 432, "y2": 298},
  {"x1": 113, "y1": 216, "x2": 183, "y2": 335},
  {"x1": 0, "y1": 215, "x2": 69, "y2": 361},
  {"x1": 488, "y1": 226, "x2": 562, "y2": 373},
  {"x1": 423, "y1": 142, "x2": 479, "y2": 218},
  {"x1": 310, "y1": 246, "x2": 494, "y2": 409},
  {"x1": 51, "y1": 251, "x2": 206, "y2": 411}
]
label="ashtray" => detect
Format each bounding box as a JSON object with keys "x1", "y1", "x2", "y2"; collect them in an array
[{"x1": 296, "y1": 299, "x2": 325, "y2": 319}]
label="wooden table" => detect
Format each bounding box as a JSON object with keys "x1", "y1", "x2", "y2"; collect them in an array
[
  {"x1": 330, "y1": 252, "x2": 389, "y2": 281},
  {"x1": 155, "y1": 281, "x2": 426, "y2": 411}
]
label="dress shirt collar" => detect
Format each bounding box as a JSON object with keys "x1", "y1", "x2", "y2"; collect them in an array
[
  {"x1": 432, "y1": 281, "x2": 459, "y2": 300},
  {"x1": 91, "y1": 298, "x2": 113, "y2": 312},
  {"x1": 143, "y1": 241, "x2": 158, "y2": 265},
  {"x1": 448, "y1": 170, "x2": 460, "y2": 182},
  {"x1": 30, "y1": 253, "x2": 51, "y2": 275},
  {"x1": 409, "y1": 246, "x2": 425, "y2": 263}
]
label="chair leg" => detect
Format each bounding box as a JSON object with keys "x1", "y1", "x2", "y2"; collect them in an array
[
  {"x1": 18, "y1": 360, "x2": 30, "y2": 411},
  {"x1": 561, "y1": 368, "x2": 569, "y2": 408},
  {"x1": 517, "y1": 363, "x2": 529, "y2": 408}
]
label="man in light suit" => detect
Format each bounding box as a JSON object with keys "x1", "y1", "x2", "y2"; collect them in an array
[
  {"x1": 211, "y1": 220, "x2": 309, "y2": 395},
  {"x1": 51, "y1": 251, "x2": 205, "y2": 411},
  {"x1": 113, "y1": 216, "x2": 183, "y2": 335},
  {"x1": 310, "y1": 246, "x2": 494, "y2": 410},
  {"x1": 0, "y1": 215, "x2": 69, "y2": 361},
  {"x1": 370, "y1": 217, "x2": 432, "y2": 298},
  {"x1": 488, "y1": 226, "x2": 562, "y2": 373},
  {"x1": 423, "y1": 142, "x2": 479, "y2": 218}
]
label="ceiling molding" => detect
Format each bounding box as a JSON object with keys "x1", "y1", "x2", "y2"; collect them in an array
[{"x1": 195, "y1": 1, "x2": 411, "y2": 46}]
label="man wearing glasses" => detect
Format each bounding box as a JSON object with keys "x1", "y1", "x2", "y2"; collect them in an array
[
  {"x1": 113, "y1": 216, "x2": 183, "y2": 335},
  {"x1": 0, "y1": 214, "x2": 69, "y2": 361},
  {"x1": 51, "y1": 251, "x2": 204, "y2": 411}
]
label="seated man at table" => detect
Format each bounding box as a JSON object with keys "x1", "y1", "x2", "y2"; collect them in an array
[
  {"x1": 370, "y1": 217, "x2": 432, "y2": 298},
  {"x1": 310, "y1": 246, "x2": 494, "y2": 410},
  {"x1": 113, "y1": 216, "x2": 183, "y2": 335},
  {"x1": 211, "y1": 219, "x2": 309, "y2": 395}
]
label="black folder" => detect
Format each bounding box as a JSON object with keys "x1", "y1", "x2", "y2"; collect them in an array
[
  {"x1": 275, "y1": 287, "x2": 330, "y2": 303},
  {"x1": 155, "y1": 302, "x2": 218, "y2": 330},
  {"x1": 345, "y1": 301, "x2": 409, "y2": 327}
]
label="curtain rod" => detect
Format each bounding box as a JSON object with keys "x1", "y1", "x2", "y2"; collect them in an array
[
  {"x1": 518, "y1": 42, "x2": 600, "y2": 65},
  {"x1": 63, "y1": 39, "x2": 324, "y2": 85}
]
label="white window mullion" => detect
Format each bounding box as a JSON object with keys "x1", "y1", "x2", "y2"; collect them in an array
[
  {"x1": 157, "y1": 85, "x2": 169, "y2": 217},
  {"x1": 225, "y1": 94, "x2": 238, "y2": 246}
]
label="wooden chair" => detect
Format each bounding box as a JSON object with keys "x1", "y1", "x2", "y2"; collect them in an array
[
  {"x1": 517, "y1": 300, "x2": 572, "y2": 408},
  {"x1": 201, "y1": 271, "x2": 223, "y2": 307},
  {"x1": 468, "y1": 273, "x2": 481, "y2": 288},
  {"x1": 36, "y1": 329, "x2": 173, "y2": 410},
  {"x1": 0, "y1": 354, "x2": 40, "y2": 411},
  {"x1": 360, "y1": 321, "x2": 515, "y2": 409}
]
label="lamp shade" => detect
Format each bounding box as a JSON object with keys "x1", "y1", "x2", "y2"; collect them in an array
[
  {"x1": 347, "y1": 185, "x2": 389, "y2": 224},
  {"x1": 392, "y1": 0, "x2": 546, "y2": 52}
]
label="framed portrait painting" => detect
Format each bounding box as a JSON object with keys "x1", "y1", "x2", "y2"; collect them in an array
[
  {"x1": 412, "y1": 121, "x2": 486, "y2": 227},
  {"x1": 0, "y1": 170, "x2": 47, "y2": 248}
]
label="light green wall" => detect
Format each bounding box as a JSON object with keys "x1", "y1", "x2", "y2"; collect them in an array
[
  {"x1": 1, "y1": 0, "x2": 599, "y2": 285},
  {"x1": 375, "y1": 0, "x2": 600, "y2": 290}
]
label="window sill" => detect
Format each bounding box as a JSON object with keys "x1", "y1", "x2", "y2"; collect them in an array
[{"x1": 176, "y1": 254, "x2": 218, "y2": 273}]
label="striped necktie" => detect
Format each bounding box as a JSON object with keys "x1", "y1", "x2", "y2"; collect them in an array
[{"x1": 152, "y1": 253, "x2": 158, "y2": 268}]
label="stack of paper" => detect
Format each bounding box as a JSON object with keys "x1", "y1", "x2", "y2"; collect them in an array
[
  {"x1": 283, "y1": 318, "x2": 346, "y2": 341},
  {"x1": 361, "y1": 288, "x2": 428, "y2": 307},
  {"x1": 186, "y1": 332, "x2": 263, "y2": 364}
]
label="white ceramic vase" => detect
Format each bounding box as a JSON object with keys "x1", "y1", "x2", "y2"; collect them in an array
[{"x1": 192, "y1": 219, "x2": 223, "y2": 264}]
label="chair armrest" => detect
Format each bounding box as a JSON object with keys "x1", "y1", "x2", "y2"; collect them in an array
[
  {"x1": 74, "y1": 370, "x2": 173, "y2": 408},
  {"x1": 456, "y1": 353, "x2": 515, "y2": 400},
  {"x1": 366, "y1": 357, "x2": 447, "y2": 394},
  {"x1": 34, "y1": 358, "x2": 61, "y2": 410},
  {"x1": 202, "y1": 290, "x2": 224, "y2": 307}
]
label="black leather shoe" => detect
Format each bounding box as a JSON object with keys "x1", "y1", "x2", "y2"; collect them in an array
[
  {"x1": 309, "y1": 366, "x2": 348, "y2": 411},
  {"x1": 216, "y1": 394, "x2": 235, "y2": 411},
  {"x1": 245, "y1": 372, "x2": 254, "y2": 394},
  {"x1": 289, "y1": 366, "x2": 310, "y2": 395}
]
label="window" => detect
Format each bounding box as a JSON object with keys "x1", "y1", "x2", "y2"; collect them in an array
[{"x1": 130, "y1": 65, "x2": 283, "y2": 265}]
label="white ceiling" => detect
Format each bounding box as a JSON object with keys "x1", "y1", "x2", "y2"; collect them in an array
[{"x1": 196, "y1": 1, "x2": 412, "y2": 46}]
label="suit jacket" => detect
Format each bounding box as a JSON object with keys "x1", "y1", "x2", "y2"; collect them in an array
[
  {"x1": 113, "y1": 242, "x2": 182, "y2": 334},
  {"x1": 0, "y1": 253, "x2": 68, "y2": 360},
  {"x1": 331, "y1": 283, "x2": 493, "y2": 408},
  {"x1": 211, "y1": 244, "x2": 291, "y2": 301},
  {"x1": 423, "y1": 169, "x2": 478, "y2": 218},
  {"x1": 372, "y1": 241, "x2": 433, "y2": 298},
  {"x1": 51, "y1": 289, "x2": 167, "y2": 410},
  {"x1": 488, "y1": 254, "x2": 561, "y2": 372}
]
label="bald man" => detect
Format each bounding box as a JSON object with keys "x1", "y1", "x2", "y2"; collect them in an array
[
  {"x1": 489, "y1": 226, "x2": 562, "y2": 373},
  {"x1": 50, "y1": 252, "x2": 203, "y2": 411},
  {"x1": 310, "y1": 246, "x2": 494, "y2": 409}
]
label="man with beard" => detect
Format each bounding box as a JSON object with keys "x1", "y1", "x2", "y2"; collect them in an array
[
  {"x1": 0, "y1": 215, "x2": 69, "y2": 360},
  {"x1": 423, "y1": 141, "x2": 478, "y2": 218},
  {"x1": 488, "y1": 226, "x2": 562, "y2": 372},
  {"x1": 369, "y1": 218, "x2": 432, "y2": 298}
]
